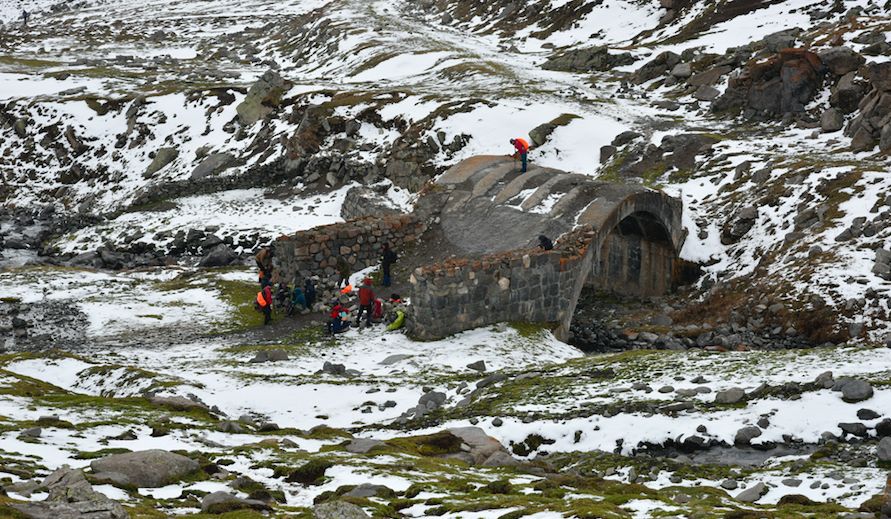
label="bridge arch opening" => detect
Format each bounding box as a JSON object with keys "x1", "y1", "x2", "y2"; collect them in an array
[{"x1": 591, "y1": 210, "x2": 677, "y2": 297}]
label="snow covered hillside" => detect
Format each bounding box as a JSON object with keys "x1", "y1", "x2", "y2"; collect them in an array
[{"x1": 3, "y1": 0, "x2": 891, "y2": 517}]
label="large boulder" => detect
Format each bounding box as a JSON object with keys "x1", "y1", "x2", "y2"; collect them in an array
[
  {"x1": 830, "y1": 72, "x2": 866, "y2": 114},
  {"x1": 542, "y1": 46, "x2": 635, "y2": 73},
  {"x1": 236, "y1": 69, "x2": 292, "y2": 125},
  {"x1": 313, "y1": 500, "x2": 370, "y2": 519},
  {"x1": 818, "y1": 47, "x2": 865, "y2": 76},
  {"x1": 11, "y1": 466, "x2": 129, "y2": 519},
  {"x1": 90, "y1": 449, "x2": 199, "y2": 488}
]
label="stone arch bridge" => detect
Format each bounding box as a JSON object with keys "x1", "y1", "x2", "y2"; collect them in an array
[{"x1": 407, "y1": 155, "x2": 685, "y2": 341}]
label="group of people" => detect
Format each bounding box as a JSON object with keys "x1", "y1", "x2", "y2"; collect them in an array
[
  {"x1": 252, "y1": 242, "x2": 402, "y2": 330},
  {"x1": 326, "y1": 278, "x2": 406, "y2": 335},
  {"x1": 254, "y1": 245, "x2": 320, "y2": 326}
]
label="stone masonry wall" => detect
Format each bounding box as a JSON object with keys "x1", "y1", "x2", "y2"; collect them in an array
[
  {"x1": 274, "y1": 214, "x2": 424, "y2": 282},
  {"x1": 408, "y1": 229, "x2": 595, "y2": 340}
]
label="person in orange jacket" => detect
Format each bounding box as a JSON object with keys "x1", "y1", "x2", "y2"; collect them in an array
[
  {"x1": 256, "y1": 284, "x2": 274, "y2": 325},
  {"x1": 510, "y1": 137, "x2": 530, "y2": 173},
  {"x1": 356, "y1": 278, "x2": 375, "y2": 328}
]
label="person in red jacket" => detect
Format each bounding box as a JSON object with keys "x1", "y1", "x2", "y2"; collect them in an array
[
  {"x1": 356, "y1": 278, "x2": 375, "y2": 328},
  {"x1": 256, "y1": 285, "x2": 273, "y2": 325},
  {"x1": 510, "y1": 137, "x2": 530, "y2": 173}
]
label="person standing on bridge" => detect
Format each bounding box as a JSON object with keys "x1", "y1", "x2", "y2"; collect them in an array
[{"x1": 510, "y1": 137, "x2": 530, "y2": 173}]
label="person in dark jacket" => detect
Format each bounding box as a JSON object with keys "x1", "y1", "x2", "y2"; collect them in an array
[
  {"x1": 381, "y1": 243, "x2": 398, "y2": 287},
  {"x1": 355, "y1": 278, "x2": 375, "y2": 327},
  {"x1": 304, "y1": 277, "x2": 317, "y2": 309},
  {"x1": 538, "y1": 235, "x2": 554, "y2": 251}
]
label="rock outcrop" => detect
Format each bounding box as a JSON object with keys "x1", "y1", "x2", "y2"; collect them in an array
[{"x1": 713, "y1": 49, "x2": 825, "y2": 120}]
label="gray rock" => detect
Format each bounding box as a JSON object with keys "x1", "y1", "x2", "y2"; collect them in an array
[
  {"x1": 236, "y1": 69, "x2": 291, "y2": 125},
  {"x1": 345, "y1": 438, "x2": 385, "y2": 454},
  {"x1": 191, "y1": 152, "x2": 235, "y2": 180},
  {"x1": 466, "y1": 360, "x2": 486, "y2": 372},
  {"x1": 447, "y1": 427, "x2": 515, "y2": 466},
  {"x1": 818, "y1": 46, "x2": 865, "y2": 76},
  {"x1": 343, "y1": 483, "x2": 393, "y2": 498},
  {"x1": 715, "y1": 388, "x2": 746, "y2": 404},
  {"x1": 379, "y1": 354, "x2": 412, "y2": 365},
  {"x1": 144, "y1": 147, "x2": 179, "y2": 179},
  {"x1": 542, "y1": 46, "x2": 636, "y2": 73},
  {"x1": 814, "y1": 371, "x2": 834, "y2": 389},
  {"x1": 734, "y1": 426, "x2": 762, "y2": 446},
  {"x1": 313, "y1": 500, "x2": 370, "y2": 519},
  {"x1": 693, "y1": 85, "x2": 720, "y2": 101},
  {"x1": 782, "y1": 478, "x2": 802, "y2": 487},
  {"x1": 90, "y1": 449, "x2": 199, "y2": 488},
  {"x1": 670, "y1": 63, "x2": 692, "y2": 78},
  {"x1": 150, "y1": 395, "x2": 208, "y2": 412},
  {"x1": 418, "y1": 391, "x2": 446, "y2": 407},
  {"x1": 736, "y1": 481, "x2": 768, "y2": 502},
  {"x1": 821, "y1": 108, "x2": 844, "y2": 132},
  {"x1": 720, "y1": 479, "x2": 739, "y2": 490},
  {"x1": 857, "y1": 409, "x2": 881, "y2": 420},
  {"x1": 476, "y1": 373, "x2": 508, "y2": 389},
  {"x1": 322, "y1": 362, "x2": 347, "y2": 376},
  {"x1": 199, "y1": 244, "x2": 236, "y2": 267},
  {"x1": 839, "y1": 422, "x2": 869, "y2": 437},
  {"x1": 834, "y1": 378, "x2": 874, "y2": 403},
  {"x1": 21, "y1": 427, "x2": 42, "y2": 438},
  {"x1": 877, "y1": 437, "x2": 891, "y2": 462}
]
